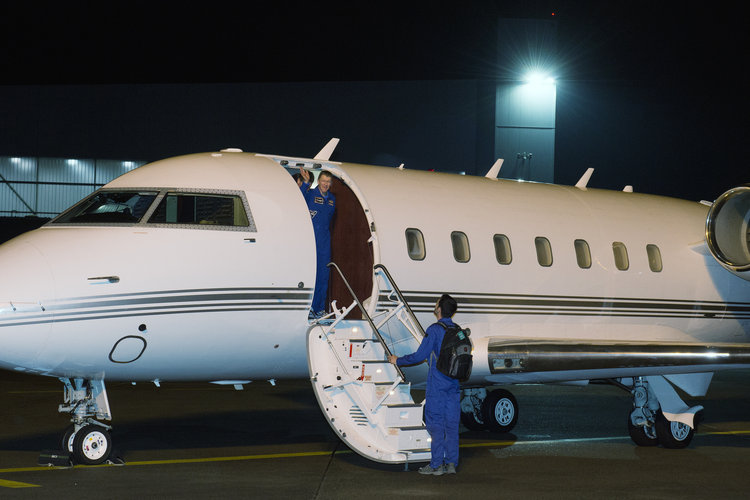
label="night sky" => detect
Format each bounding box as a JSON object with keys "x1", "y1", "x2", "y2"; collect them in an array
[
  {"x1": 4, "y1": 2, "x2": 742, "y2": 86},
  {"x1": 1, "y1": 1, "x2": 748, "y2": 200}
]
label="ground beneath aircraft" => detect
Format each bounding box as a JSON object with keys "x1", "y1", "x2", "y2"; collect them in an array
[{"x1": 0, "y1": 370, "x2": 749, "y2": 497}]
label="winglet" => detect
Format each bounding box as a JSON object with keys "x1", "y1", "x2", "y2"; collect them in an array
[
  {"x1": 485, "y1": 159, "x2": 504, "y2": 179},
  {"x1": 314, "y1": 138, "x2": 340, "y2": 161},
  {"x1": 575, "y1": 168, "x2": 594, "y2": 189}
]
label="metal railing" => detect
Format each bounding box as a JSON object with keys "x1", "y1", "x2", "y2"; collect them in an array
[
  {"x1": 327, "y1": 262, "x2": 406, "y2": 382},
  {"x1": 374, "y1": 264, "x2": 426, "y2": 342}
]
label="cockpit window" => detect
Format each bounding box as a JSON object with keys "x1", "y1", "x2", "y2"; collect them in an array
[
  {"x1": 147, "y1": 193, "x2": 249, "y2": 227},
  {"x1": 52, "y1": 191, "x2": 158, "y2": 224}
]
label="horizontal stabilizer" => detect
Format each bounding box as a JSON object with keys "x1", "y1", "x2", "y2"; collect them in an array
[
  {"x1": 314, "y1": 138, "x2": 340, "y2": 161},
  {"x1": 485, "y1": 159, "x2": 504, "y2": 179}
]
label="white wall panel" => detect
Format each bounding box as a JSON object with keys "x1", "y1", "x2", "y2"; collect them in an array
[
  {"x1": 38, "y1": 158, "x2": 95, "y2": 184},
  {"x1": 0, "y1": 156, "x2": 37, "y2": 181},
  {"x1": 0, "y1": 182, "x2": 38, "y2": 215},
  {"x1": 1, "y1": 156, "x2": 144, "y2": 216},
  {"x1": 36, "y1": 184, "x2": 93, "y2": 214}
]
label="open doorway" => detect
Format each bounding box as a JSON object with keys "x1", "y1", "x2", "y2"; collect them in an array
[{"x1": 328, "y1": 176, "x2": 373, "y2": 319}]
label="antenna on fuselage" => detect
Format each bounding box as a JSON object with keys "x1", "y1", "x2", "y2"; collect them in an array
[
  {"x1": 485, "y1": 158, "x2": 504, "y2": 179},
  {"x1": 314, "y1": 138, "x2": 340, "y2": 161},
  {"x1": 575, "y1": 168, "x2": 595, "y2": 189}
]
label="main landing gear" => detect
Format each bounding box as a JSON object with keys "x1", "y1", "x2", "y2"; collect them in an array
[
  {"x1": 460, "y1": 388, "x2": 519, "y2": 434},
  {"x1": 625, "y1": 377, "x2": 695, "y2": 449},
  {"x1": 56, "y1": 378, "x2": 114, "y2": 465},
  {"x1": 462, "y1": 380, "x2": 696, "y2": 449}
]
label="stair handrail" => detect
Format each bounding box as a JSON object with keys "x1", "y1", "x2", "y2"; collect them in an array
[
  {"x1": 373, "y1": 263, "x2": 426, "y2": 342},
  {"x1": 327, "y1": 262, "x2": 406, "y2": 382}
]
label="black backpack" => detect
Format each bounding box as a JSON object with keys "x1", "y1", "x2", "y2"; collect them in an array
[{"x1": 434, "y1": 322, "x2": 473, "y2": 381}]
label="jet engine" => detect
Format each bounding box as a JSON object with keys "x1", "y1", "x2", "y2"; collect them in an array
[{"x1": 706, "y1": 185, "x2": 750, "y2": 280}]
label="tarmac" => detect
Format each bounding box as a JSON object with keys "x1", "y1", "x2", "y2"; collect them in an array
[{"x1": 1, "y1": 369, "x2": 749, "y2": 499}]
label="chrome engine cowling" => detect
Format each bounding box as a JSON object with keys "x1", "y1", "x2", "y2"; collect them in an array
[{"x1": 706, "y1": 185, "x2": 750, "y2": 280}]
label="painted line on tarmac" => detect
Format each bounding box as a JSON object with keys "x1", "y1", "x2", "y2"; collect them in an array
[
  {"x1": 465, "y1": 429, "x2": 750, "y2": 449},
  {"x1": 0, "y1": 429, "x2": 748, "y2": 476},
  {"x1": 462, "y1": 436, "x2": 629, "y2": 448},
  {"x1": 0, "y1": 450, "x2": 339, "y2": 474},
  {"x1": 700, "y1": 430, "x2": 750, "y2": 436},
  {"x1": 0, "y1": 478, "x2": 40, "y2": 488}
]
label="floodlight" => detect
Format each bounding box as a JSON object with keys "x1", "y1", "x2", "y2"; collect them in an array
[{"x1": 523, "y1": 71, "x2": 555, "y2": 85}]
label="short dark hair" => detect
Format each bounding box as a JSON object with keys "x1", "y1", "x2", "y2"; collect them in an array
[
  {"x1": 319, "y1": 170, "x2": 333, "y2": 181},
  {"x1": 438, "y1": 294, "x2": 457, "y2": 317}
]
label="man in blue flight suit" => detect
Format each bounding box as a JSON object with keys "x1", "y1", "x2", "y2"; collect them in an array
[
  {"x1": 299, "y1": 169, "x2": 336, "y2": 318},
  {"x1": 388, "y1": 294, "x2": 461, "y2": 475}
]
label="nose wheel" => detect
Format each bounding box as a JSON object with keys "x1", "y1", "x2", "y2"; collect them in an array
[
  {"x1": 71, "y1": 424, "x2": 113, "y2": 465},
  {"x1": 60, "y1": 423, "x2": 113, "y2": 465}
]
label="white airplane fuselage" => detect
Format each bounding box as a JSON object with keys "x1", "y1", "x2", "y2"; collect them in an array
[{"x1": 0, "y1": 151, "x2": 748, "y2": 386}]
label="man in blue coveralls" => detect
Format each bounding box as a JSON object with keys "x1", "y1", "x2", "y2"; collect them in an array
[
  {"x1": 388, "y1": 294, "x2": 461, "y2": 475},
  {"x1": 299, "y1": 169, "x2": 336, "y2": 318}
]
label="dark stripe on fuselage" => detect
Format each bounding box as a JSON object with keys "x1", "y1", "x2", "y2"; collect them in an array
[
  {"x1": 0, "y1": 287, "x2": 312, "y2": 328},
  {"x1": 379, "y1": 291, "x2": 750, "y2": 320}
]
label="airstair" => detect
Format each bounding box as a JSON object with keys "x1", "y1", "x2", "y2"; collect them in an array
[{"x1": 307, "y1": 263, "x2": 431, "y2": 464}]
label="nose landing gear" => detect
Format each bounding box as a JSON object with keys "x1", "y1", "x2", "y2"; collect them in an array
[{"x1": 55, "y1": 378, "x2": 114, "y2": 465}]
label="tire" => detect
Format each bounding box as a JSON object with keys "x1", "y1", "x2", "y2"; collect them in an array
[
  {"x1": 460, "y1": 408, "x2": 486, "y2": 431},
  {"x1": 61, "y1": 424, "x2": 77, "y2": 453},
  {"x1": 627, "y1": 414, "x2": 658, "y2": 447},
  {"x1": 72, "y1": 424, "x2": 112, "y2": 465},
  {"x1": 655, "y1": 411, "x2": 694, "y2": 449},
  {"x1": 481, "y1": 389, "x2": 518, "y2": 433}
]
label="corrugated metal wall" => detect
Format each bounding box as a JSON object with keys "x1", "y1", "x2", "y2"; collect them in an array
[{"x1": 0, "y1": 156, "x2": 145, "y2": 217}]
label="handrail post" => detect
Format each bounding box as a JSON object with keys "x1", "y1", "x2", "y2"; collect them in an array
[
  {"x1": 327, "y1": 262, "x2": 407, "y2": 382},
  {"x1": 374, "y1": 264, "x2": 426, "y2": 339}
]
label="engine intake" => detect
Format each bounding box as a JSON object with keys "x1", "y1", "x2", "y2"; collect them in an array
[{"x1": 706, "y1": 185, "x2": 750, "y2": 280}]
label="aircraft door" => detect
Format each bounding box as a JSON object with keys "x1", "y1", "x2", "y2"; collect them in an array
[{"x1": 329, "y1": 176, "x2": 374, "y2": 318}]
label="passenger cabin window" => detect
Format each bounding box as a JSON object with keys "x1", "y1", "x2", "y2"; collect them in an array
[
  {"x1": 535, "y1": 237, "x2": 553, "y2": 267},
  {"x1": 493, "y1": 234, "x2": 512, "y2": 265},
  {"x1": 574, "y1": 239, "x2": 592, "y2": 269},
  {"x1": 613, "y1": 242, "x2": 630, "y2": 270},
  {"x1": 148, "y1": 193, "x2": 249, "y2": 227},
  {"x1": 52, "y1": 191, "x2": 158, "y2": 224},
  {"x1": 647, "y1": 244, "x2": 663, "y2": 272},
  {"x1": 405, "y1": 228, "x2": 426, "y2": 261},
  {"x1": 451, "y1": 231, "x2": 470, "y2": 263}
]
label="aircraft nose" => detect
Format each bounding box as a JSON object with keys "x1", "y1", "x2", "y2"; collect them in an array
[
  {"x1": 0, "y1": 235, "x2": 54, "y2": 369},
  {"x1": 0, "y1": 237, "x2": 54, "y2": 304}
]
